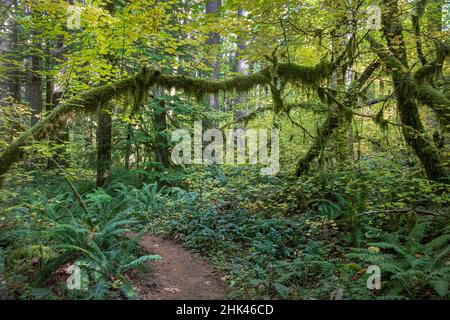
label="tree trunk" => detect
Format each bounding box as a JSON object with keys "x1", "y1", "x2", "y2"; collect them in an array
[
  {"x1": 96, "y1": 103, "x2": 112, "y2": 187},
  {"x1": 153, "y1": 86, "x2": 169, "y2": 169},
  {"x1": 30, "y1": 54, "x2": 42, "y2": 126},
  {"x1": 379, "y1": 0, "x2": 444, "y2": 181},
  {"x1": 1, "y1": 1, "x2": 21, "y2": 102},
  {"x1": 233, "y1": 8, "x2": 249, "y2": 125},
  {"x1": 205, "y1": 0, "x2": 221, "y2": 110},
  {"x1": 95, "y1": 0, "x2": 116, "y2": 186}
]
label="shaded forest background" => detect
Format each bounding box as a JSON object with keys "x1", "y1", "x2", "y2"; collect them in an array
[{"x1": 0, "y1": 0, "x2": 449, "y2": 300}]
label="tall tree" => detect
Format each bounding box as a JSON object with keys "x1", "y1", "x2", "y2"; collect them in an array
[
  {"x1": 96, "y1": 0, "x2": 115, "y2": 187},
  {"x1": 233, "y1": 8, "x2": 249, "y2": 123},
  {"x1": 29, "y1": 44, "x2": 42, "y2": 126},
  {"x1": 0, "y1": 0, "x2": 21, "y2": 102},
  {"x1": 368, "y1": 0, "x2": 445, "y2": 180},
  {"x1": 205, "y1": 0, "x2": 221, "y2": 110}
]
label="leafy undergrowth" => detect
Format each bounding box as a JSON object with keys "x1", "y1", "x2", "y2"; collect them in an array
[
  {"x1": 134, "y1": 156, "x2": 449, "y2": 300},
  {"x1": 0, "y1": 175, "x2": 160, "y2": 300},
  {"x1": 0, "y1": 155, "x2": 448, "y2": 300}
]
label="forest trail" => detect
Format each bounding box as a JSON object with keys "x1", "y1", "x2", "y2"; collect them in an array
[{"x1": 130, "y1": 235, "x2": 226, "y2": 300}]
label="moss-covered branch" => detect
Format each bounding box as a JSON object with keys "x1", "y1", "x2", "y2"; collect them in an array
[
  {"x1": 0, "y1": 68, "x2": 161, "y2": 187},
  {"x1": 367, "y1": 35, "x2": 450, "y2": 132},
  {"x1": 296, "y1": 61, "x2": 380, "y2": 176},
  {"x1": 156, "y1": 60, "x2": 332, "y2": 99},
  {"x1": 414, "y1": 39, "x2": 450, "y2": 83},
  {"x1": 416, "y1": 83, "x2": 450, "y2": 130},
  {"x1": 367, "y1": 3, "x2": 447, "y2": 181},
  {"x1": 0, "y1": 61, "x2": 332, "y2": 187}
]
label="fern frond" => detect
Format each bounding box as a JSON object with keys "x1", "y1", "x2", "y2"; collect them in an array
[{"x1": 119, "y1": 255, "x2": 161, "y2": 271}]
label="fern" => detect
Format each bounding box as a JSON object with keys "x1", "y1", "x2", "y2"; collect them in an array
[
  {"x1": 119, "y1": 255, "x2": 161, "y2": 272},
  {"x1": 2, "y1": 187, "x2": 161, "y2": 299},
  {"x1": 348, "y1": 222, "x2": 450, "y2": 299}
]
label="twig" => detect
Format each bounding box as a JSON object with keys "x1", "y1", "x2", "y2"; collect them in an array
[{"x1": 359, "y1": 208, "x2": 444, "y2": 216}]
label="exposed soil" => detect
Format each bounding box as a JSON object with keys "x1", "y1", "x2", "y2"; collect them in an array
[{"x1": 130, "y1": 235, "x2": 226, "y2": 300}]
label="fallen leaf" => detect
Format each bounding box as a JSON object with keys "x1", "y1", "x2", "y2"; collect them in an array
[{"x1": 164, "y1": 287, "x2": 181, "y2": 293}]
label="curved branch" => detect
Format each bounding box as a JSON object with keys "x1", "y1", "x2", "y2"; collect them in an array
[
  {"x1": 367, "y1": 35, "x2": 450, "y2": 132},
  {"x1": 296, "y1": 60, "x2": 380, "y2": 176},
  {"x1": 411, "y1": 0, "x2": 428, "y2": 65},
  {"x1": 0, "y1": 61, "x2": 333, "y2": 187}
]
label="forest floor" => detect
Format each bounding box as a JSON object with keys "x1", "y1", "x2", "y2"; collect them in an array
[{"x1": 129, "y1": 235, "x2": 225, "y2": 300}]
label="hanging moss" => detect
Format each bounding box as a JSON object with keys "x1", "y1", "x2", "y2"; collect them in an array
[
  {"x1": 157, "y1": 72, "x2": 269, "y2": 98},
  {"x1": 276, "y1": 60, "x2": 332, "y2": 85},
  {"x1": 0, "y1": 61, "x2": 333, "y2": 187},
  {"x1": 367, "y1": 33, "x2": 447, "y2": 181},
  {"x1": 416, "y1": 83, "x2": 450, "y2": 131},
  {"x1": 296, "y1": 61, "x2": 380, "y2": 176},
  {"x1": 155, "y1": 60, "x2": 332, "y2": 100}
]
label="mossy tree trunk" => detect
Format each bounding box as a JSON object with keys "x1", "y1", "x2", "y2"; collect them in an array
[
  {"x1": 153, "y1": 86, "x2": 170, "y2": 170},
  {"x1": 372, "y1": 0, "x2": 446, "y2": 181},
  {"x1": 95, "y1": 1, "x2": 116, "y2": 187}
]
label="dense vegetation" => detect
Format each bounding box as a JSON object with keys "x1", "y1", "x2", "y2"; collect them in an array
[{"x1": 0, "y1": 0, "x2": 449, "y2": 300}]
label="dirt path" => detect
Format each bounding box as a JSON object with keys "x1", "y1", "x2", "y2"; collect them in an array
[{"x1": 130, "y1": 235, "x2": 226, "y2": 300}]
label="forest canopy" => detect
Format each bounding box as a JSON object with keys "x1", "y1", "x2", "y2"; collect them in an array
[{"x1": 0, "y1": 0, "x2": 449, "y2": 301}]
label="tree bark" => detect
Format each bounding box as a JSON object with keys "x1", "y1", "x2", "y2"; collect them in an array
[
  {"x1": 152, "y1": 87, "x2": 170, "y2": 170},
  {"x1": 96, "y1": 102, "x2": 112, "y2": 187},
  {"x1": 375, "y1": 0, "x2": 445, "y2": 181},
  {"x1": 205, "y1": 0, "x2": 221, "y2": 110}
]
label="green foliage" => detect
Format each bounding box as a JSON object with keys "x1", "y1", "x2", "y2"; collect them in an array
[
  {"x1": 348, "y1": 222, "x2": 450, "y2": 299},
  {"x1": 136, "y1": 157, "x2": 449, "y2": 300},
  {"x1": 1, "y1": 0, "x2": 449, "y2": 302},
  {"x1": 1, "y1": 187, "x2": 159, "y2": 299}
]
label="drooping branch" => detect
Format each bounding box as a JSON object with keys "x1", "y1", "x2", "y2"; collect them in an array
[
  {"x1": 0, "y1": 60, "x2": 333, "y2": 187},
  {"x1": 296, "y1": 60, "x2": 381, "y2": 176},
  {"x1": 366, "y1": 35, "x2": 450, "y2": 132}
]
